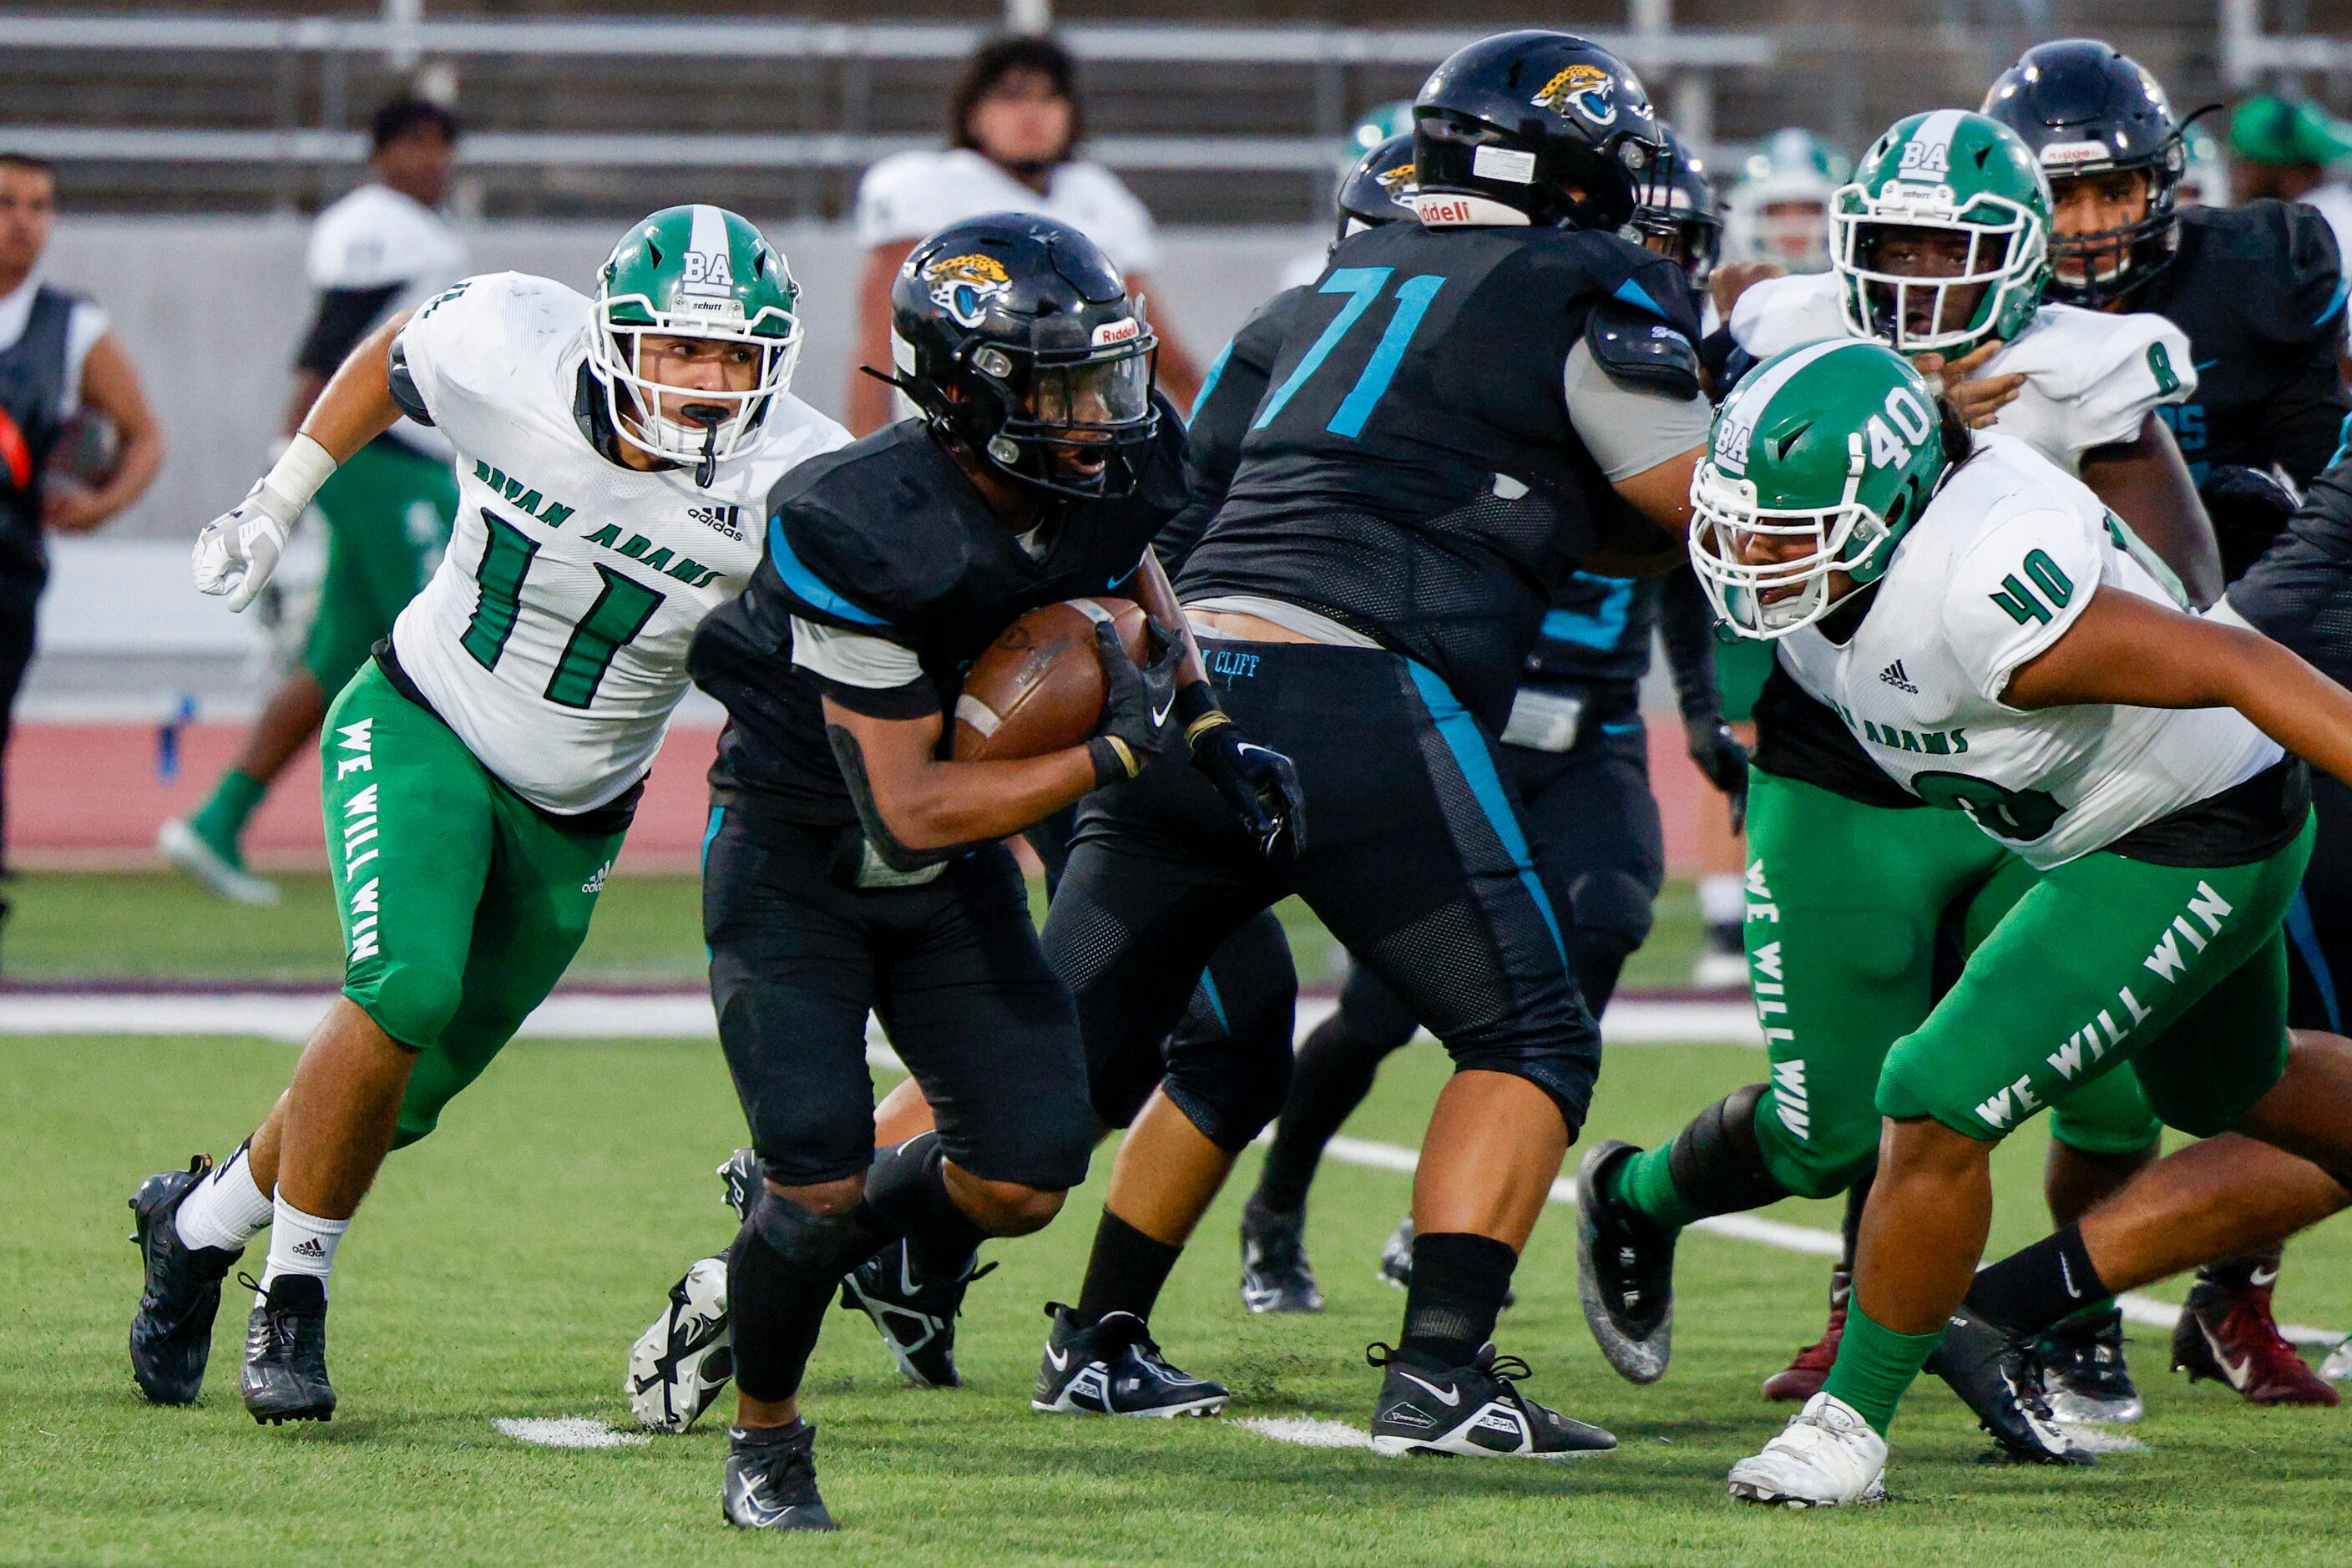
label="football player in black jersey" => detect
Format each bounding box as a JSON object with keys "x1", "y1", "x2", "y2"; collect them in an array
[
  {"x1": 682, "y1": 214, "x2": 1299, "y2": 1529},
  {"x1": 1024, "y1": 31, "x2": 1716, "y2": 1457},
  {"x1": 1238, "y1": 127, "x2": 1749, "y2": 1315},
  {"x1": 1987, "y1": 35, "x2": 2351, "y2": 1410}
]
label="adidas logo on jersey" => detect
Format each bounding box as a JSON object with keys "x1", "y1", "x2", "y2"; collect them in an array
[
  {"x1": 1879, "y1": 660, "x2": 1918, "y2": 695},
  {"x1": 686, "y1": 503, "x2": 744, "y2": 541}
]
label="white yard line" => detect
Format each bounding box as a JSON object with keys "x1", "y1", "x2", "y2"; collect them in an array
[{"x1": 10, "y1": 989, "x2": 2330, "y2": 1345}]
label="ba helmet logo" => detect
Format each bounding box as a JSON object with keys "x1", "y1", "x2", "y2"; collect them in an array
[
  {"x1": 1896, "y1": 138, "x2": 1951, "y2": 175},
  {"x1": 1532, "y1": 63, "x2": 1616, "y2": 126},
  {"x1": 680, "y1": 249, "x2": 736, "y2": 292},
  {"x1": 924, "y1": 252, "x2": 1014, "y2": 329},
  {"x1": 1710, "y1": 411, "x2": 1753, "y2": 477}
]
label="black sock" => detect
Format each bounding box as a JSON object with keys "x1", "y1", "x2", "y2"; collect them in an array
[
  {"x1": 1965, "y1": 1222, "x2": 2111, "y2": 1336},
  {"x1": 1253, "y1": 974, "x2": 1416, "y2": 1213},
  {"x1": 2195, "y1": 1246, "x2": 2284, "y2": 1292},
  {"x1": 728, "y1": 1221, "x2": 850, "y2": 1404},
  {"x1": 858, "y1": 1133, "x2": 986, "y2": 1280},
  {"x1": 1073, "y1": 1211, "x2": 1182, "y2": 1327},
  {"x1": 1398, "y1": 1231, "x2": 1518, "y2": 1369}
]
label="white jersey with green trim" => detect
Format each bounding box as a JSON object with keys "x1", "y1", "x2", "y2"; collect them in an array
[
  {"x1": 1729, "y1": 271, "x2": 2196, "y2": 473},
  {"x1": 1775, "y1": 432, "x2": 2279, "y2": 869},
  {"x1": 387, "y1": 271, "x2": 850, "y2": 814}
]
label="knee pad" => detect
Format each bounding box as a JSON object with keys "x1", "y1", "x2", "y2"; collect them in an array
[
  {"x1": 1567, "y1": 867, "x2": 1657, "y2": 954},
  {"x1": 1667, "y1": 1084, "x2": 1793, "y2": 1212},
  {"x1": 1163, "y1": 1024, "x2": 1294, "y2": 1154},
  {"x1": 354, "y1": 960, "x2": 464, "y2": 1050},
  {"x1": 743, "y1": 1186, "x2": 883, "y2": 1281}
]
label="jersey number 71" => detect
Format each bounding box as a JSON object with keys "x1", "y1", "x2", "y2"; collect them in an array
[{"x1": 1252, "y1": 267, "x2": 1447, "y2": 438}]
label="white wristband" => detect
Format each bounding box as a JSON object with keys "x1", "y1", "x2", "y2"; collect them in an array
[{"x1": 256, "y1": 432, "x2": 339, "y2": 516}]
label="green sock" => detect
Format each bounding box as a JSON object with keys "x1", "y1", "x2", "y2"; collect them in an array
[
  {"x1": 189, "y1": 768, "x2": 267, "y2": 853},
  {"x1": 1820, "y1": 1304, "x2": 1946, "y2": 1435},
  {"x1": 1608, "y1": 1144, "x2": 1703, "y2": 1232}
]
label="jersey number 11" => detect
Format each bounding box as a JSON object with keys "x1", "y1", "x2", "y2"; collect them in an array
[{"x1": 463, "y1": 510, "x2": 665, "y2": 709}]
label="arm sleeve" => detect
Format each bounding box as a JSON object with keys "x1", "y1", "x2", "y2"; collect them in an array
[
  {"x1": 1560, "y1": 337, "x2": 1713, "y2": 481},
  {"x1": 295, "y1": 284, "x2": 403, "y2": 378},
  {"x1": 1657, "y1": 566, "x2": 1725, "y2": 728},
  {"x1": 1942, "y1": 509, "x2": 2109, "y2": 705}
]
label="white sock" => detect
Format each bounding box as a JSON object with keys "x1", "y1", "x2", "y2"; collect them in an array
[
  {"x1": 259, "y1": 1196, "x2": 348, "y2": 1297},
  {"x1": 1698, "y1": 873, "x2": 1746, "y2": 928},
  {"x1": 174, "y1": 1145, "x2": 276, "y2": 1252}
]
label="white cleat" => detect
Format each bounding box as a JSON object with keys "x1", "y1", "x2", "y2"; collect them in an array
[
  {"x1": 157, "y1": 817, "x2": 281, "y2": 906},
  {"x1": 1727, "y1": 1393, "x2": 1889, "y2": 1509},
  {"x1": 2323, "y1": 1336, "x2": 2352, "y2": 1383},
  {"x1": 627, "y1": 1256, "x2": 734, "y2": 1433}
]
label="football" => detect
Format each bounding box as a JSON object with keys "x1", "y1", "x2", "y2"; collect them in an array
[
  {"x1": 43, "y1": 408, "x2": 122, "y2": 493},
  {"x1": 950, "y1": 596, "x2": 1151, "y2": 761}
]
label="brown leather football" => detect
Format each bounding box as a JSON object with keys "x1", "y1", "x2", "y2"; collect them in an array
[{"x1": 950, "y1": 597, "x2": 1151, "y2": 761}]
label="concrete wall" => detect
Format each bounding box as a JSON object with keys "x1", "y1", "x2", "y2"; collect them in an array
[{"x1": 41, "y1": 216, "x2": 1323, "y2": 542}]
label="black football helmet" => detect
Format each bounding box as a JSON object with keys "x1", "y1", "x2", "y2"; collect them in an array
[
  {"x1": 1411, "y1": 30, "x2": 1663, "y2": 232},
  {"x1": 1625, "y1": 124, "x2": 1722, "y2": 301},
  {"x1": 1333, "y1": 131, "x2": 1419, "y2": 247},
  {"x1": 1983, "y1": 38, "x2": 2188, "y2": 306},
  {"x1": 883, "y1": 213, "x2": 1160, "y2": 500}
]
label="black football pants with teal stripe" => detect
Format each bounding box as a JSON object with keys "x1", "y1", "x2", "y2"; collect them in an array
[{"x1": 1047, "y1": 640, "x2": 1602, "y2": 1147}]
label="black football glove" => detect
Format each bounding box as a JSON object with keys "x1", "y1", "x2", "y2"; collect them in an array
[
  {"x1": 2201, "y1": 464, "x2": 2301, "y2": 580},
  {"x1": 1687, "y1": 717, "x2": 1751, "y2": 834},
  {"x1": 1176, "y1": 683, "x2": 1306, "y2": 860},
  {"x1": 1087, "y1": 620, "x2": 1185, "y2": 787}
]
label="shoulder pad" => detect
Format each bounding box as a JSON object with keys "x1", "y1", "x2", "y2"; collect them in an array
[
  {"x1": 386, "y1": 335, "x2": 432, "y2": 426},
  {"x1": 1584, "y1": 298, "x2": 1700, "y2": 399},
  {"x1": 762, "y1": 432, "x2": 974, "y2": 634},
  {"x1": 2193, "y1": 201, "x2": 2348, "y2": 345}
]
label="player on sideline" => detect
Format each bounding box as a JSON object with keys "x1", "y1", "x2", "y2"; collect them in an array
[
  {"x1": 1674, "y1": 340, "x2": 2352, "y2": 1507},
  {"x1": 1240, "y1": 131, "x2": 1746, "y2": 1313},
  {"x1": 1026, "y1": 31, "x2": 1713, "y2": 1453},
  {"x1": 1577, "y1": 111, "x2": 2216, "y2": 1443},
  {"x1": 682, "y1": 213, "x2": 1297, "y2": 1529},
  {"x1": 1986, "y1": 37, "x2": 2350, "y2": 1407},
  {"x1": 126, "y1": 205, "x2": 849, "y2": 1423},
  {"x1": 162, "y1": 96, "x2": 468, "y2": 907}
]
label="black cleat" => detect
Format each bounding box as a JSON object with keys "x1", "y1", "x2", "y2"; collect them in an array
[
  {"x1": 2039, "y1": 1305, "x2": 2143, "y2": 1424},
  {"x1": 129, "y1": 1155, "x2": 243, "y2": 1405},
  {"x1": 717, "y1": 1146, "x2": 761, "y2": 1222},
  {"x1": 1239, "y1": 1197, "x2": 1323, "y2": 1314},
  {"x1": 1928, "y1": 1304, "x2": 2090, "y2": 1466},
  {"x1": 721, "y1": 1419, "x2": 835, "y2": 1531},
  {"x1": 1575, "y1": 1140, "x2": 1677, "y2": 1383},
  {"x1": 839, "y1": 1237, "x2": 994, "y2": 1388},
  {"x1": 1368, "y1": 1343, "x2": 1616, "y2": 1458},
  {"x1": 1033, "y1": 1303, "x2": 1228, "y2": 1417},
  {"x1": 240, "y1": 1272, "x2": 336, "y2": 1424}
]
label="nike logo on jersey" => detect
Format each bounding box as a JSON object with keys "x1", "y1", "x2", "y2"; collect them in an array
[
  {"x1": 1394, "y1": 1369, "x2": 1462, "y2": 1408},
  {"x1": 1878, "y1": 660, "x2": 1918, "y2": 695}
]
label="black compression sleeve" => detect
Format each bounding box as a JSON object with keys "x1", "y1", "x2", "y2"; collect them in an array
[
  {"x1": 294, "y1": 283, "x2": 402, "y2": 377},
  {"x1": 1657, "y1": 567, "x2": 1724, "y2": 730}
]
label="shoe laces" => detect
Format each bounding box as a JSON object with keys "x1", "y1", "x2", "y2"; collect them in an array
[{"x1": 236, "y1": 1271, "x2": 302, "y2": 1354}]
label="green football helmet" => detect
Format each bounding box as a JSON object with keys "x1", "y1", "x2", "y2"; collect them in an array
[
  {"x1": 1690, "y1": 338, "x2": 1953, "y2": 640},
  {"x1": 1830, "y1": 111, "x2": 2052, "y2": 356},
  {"x1": 588, "y1": 204, "x2": 803, "y2": 478}
]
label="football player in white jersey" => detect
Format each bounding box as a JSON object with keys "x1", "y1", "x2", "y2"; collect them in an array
[
  {"x1": 1694, "y1": 339, "x2": 2352, "y2": 1506},
  {"x1": 163, "y1": 96, "x2": 471, "y2": 908},
  {"x1": 127, "y1": 205, "x2": 850, "y2": 1425},
  {"x1": 847, "y1": 34, "x2": 1203, "y2": 431},
  {"x1": 1577, "y1": 109, "x2": 2222, "y2": 1435}
]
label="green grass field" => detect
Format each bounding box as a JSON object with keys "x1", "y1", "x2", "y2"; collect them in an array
[{"x1": 5, "y1": 873, "x2": 2350, "y2": 1564}]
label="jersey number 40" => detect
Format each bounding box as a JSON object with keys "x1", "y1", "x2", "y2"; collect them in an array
[{"x1": 463, "y1": 510, "x2": 664, "y2": 709}]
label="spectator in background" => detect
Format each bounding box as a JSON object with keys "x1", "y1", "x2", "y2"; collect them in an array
[
  {"x1": 847, "y1": 33, "x2": 1202, "y2": 434},
  {"x1": 2228, "y1": 93, "x2": 2352, "y2": 261},
  {"x1": 160, "y1": 96, "x2": 467, "y2": 906},
  {"x1": 0, "y1": 150, "x2": 163, "y2": 916}
]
